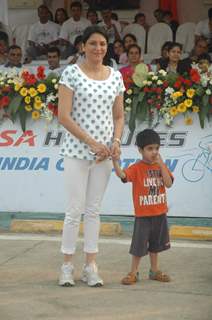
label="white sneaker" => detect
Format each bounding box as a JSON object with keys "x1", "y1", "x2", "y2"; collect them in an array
[
  {"x1": 81, "y1": 263, "x2": 104, "y2": 287},
  {"x1": 59, "y1": 263, "x2": 75, "y2": 287}
]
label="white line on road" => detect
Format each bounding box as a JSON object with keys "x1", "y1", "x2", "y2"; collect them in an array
[{"x1": 0, "y1": 234, "x2": 212, "y2": 249}]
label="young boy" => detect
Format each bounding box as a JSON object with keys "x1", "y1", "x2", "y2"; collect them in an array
[{"x1": 112, "y1": 129, "x2": 173, "y2": 285}]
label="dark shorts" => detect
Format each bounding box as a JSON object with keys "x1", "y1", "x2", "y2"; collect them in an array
[{"x1": 129, "y1": 214, "x2": 170, "y2": 257}]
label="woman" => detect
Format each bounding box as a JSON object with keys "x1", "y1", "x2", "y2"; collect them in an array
[
  {"x1": 67, "y1": 35, "x2": 84, "y2": 65},
  {"x1": 119, "y1": 33, "x2": 137, "y2": 65},
  {"x1": 86, "y1": 9, "x2": 99, "y2": 25},
  {"x1": 157, "y1": 42, "x2": 184, "y2": 74},
  {"x1": 54, "y1": 8, "x2": 68, "y2": 25},
  {"x1": 113, "y1": 39, "x2": 124, "y2": 64},
  {"x1": 120, "y1": 44, "x2": 142, "y2": 90},
  {"x1": 58, "y1": 25, "x2": 125, "y2": 287}
]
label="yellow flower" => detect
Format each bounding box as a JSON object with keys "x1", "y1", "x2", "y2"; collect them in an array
[
  {"x1": 184, "y1": 99, "x2": 192, "y2": 108},
  {"x1": 37, "y1": 83, "x2": 46, "y2": 93},
  {"x1": 20, "y1": 87, "x2": 28, "y2": 97},
  {"x1": 34, "y1": 96, "x2": 41, "y2": 103},
  {"x1": 34, "y1": 101, "x2": 42, "y2": 110},
  {"x1": 127, "y1": 89, "x2": 133, "y2": 95},
  {"x1": 24, "y1": 96, "x2": 31, "y2": 104},
  {"x1": 177, "y1": 103, "x2": 187, "y2": 113},
  {"x1": 186, "y1": 89, "x2": 195, "y2": 98},
  {"x1": 172, "y1": 91, "x2": 183, "y2": 99},
  {"x1": 184, "y1": 116, "x2": 193, "y2": 125},
  {"x1": 25, "y1": 105, "x2": 32, "y2": 112},
  {"x1": 14, "y1": 83, "x2": 22, "y2": 91},
  {"x1": 192, "y1": 105, "x2": 200, "y2": 113},
  {"x1": 32, "y1": 110, "x2": 40, "y2": 120},
  {"x1": 29, "y1": 87, "x2": 38, "y2": 97},
  {"x1": 169, "y1": 106, "x2": 178, "y2": 117}
]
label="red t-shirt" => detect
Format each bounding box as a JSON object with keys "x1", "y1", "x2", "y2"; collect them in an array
[{"x1": 123, "y1": 160, "x2": 173, "y2": 217}]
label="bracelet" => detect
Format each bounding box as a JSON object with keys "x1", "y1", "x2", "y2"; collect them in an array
[{"x1": 113, "y1": 138, "x2": 121, "y2": 146}]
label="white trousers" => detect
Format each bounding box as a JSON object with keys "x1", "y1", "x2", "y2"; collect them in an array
[{"x1": 61, "y1": 157, "x2": 112, "y2": 254}]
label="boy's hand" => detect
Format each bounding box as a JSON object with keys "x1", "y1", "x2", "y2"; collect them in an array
[
  {"x1": 155, "y1": 153, "x2": 164, "y2": 167},
  {"x1": 110, "y1": 141, "x2": 121, "y2": 160}
]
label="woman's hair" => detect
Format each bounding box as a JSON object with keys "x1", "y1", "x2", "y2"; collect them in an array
[
  {"x1": 113, "y1": 39, "x2": 124, "y2": 48},
  {"x1": 82, "y1": 25, "x2": 108, "y2": 44},
  {"x1": 126, "y1": 44, "x2": 141, "y2": 56},
  {"x1": 167, "y1": 42, "x2": 183, "y2": 52},
  {"x1": 161, "y1": 41, "x2": 173, "y2": 52},
  {"x1": 54, "y1": 8, "x2": 68, "y2": 24},
  {"x1": 74, "y1": 35, "x2": 83, "y2": 47},
  {"x1": 123, "y1": 33, "x2": 137, "y2": 44}
]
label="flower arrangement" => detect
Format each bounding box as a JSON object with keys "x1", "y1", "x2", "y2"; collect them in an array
[
  {"x1": 124, "y1": 63, "x2": 212, "y2": 132},
  {"x1": 0, "y1": 66, "x2": 59, "y2": 131}
]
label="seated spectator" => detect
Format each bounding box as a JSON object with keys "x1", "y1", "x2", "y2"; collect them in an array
[
  {"x1": 0, "y1": 21, "x2": 13, "y2": 45},
  {"x1": 195, "y1": 8, "x2": 212, "y2": 52},
  {"x1": 0, "y1": 31, "x2": 9, "y2": 65},
  {"x1": 119, "y1": 33, "x2": 137, "y2": 65},
  {"x1": 163, "y1": 10, "x2": 179, "y2": 40},
  {"x1": 134, "y1": 13, "x2": 149, "y2": 32},
  {"x1": 54, "y1": 8, "x2": 69, "y2": 26},
  {"x1": 99, "y1": 7, "x2": 121, "y2": 44},
  {"x1": 103, "y1": 47, "x2": 118, "y2": 70},
  {"x1": 111, "y1": 12, "x2": 118, "y2": 21},
  {"x1": 60, "y1": 1, "x2": 90, "y2": 58},
  {"x1": 120, "y1": 44, "x2": 142, "y2": 90},
  {"x1": 4, "y1": 45, "x2": 22, "y2": 68},
  {"x1": 180, "y1": 38, "x2": 209, "y2": 74},
  {"x1": 113, "y1": 39, "x2": 124, "y2": 64},
  {"x1": 26, "y1": 5, "x2": 60, "y2": 61},
  {"x1": 151, "y1": 41, "x2": 172, "y2": 65},
  {"x1": 157, "y1": 42, "x2": 187, "y2": 75},
  {"x1": 86, "y1": 8, "x2": 99, "y2": 25},
  {"x1": 197, "y1": 53, "x2": 211, "y2": 73},
  {"x1": 67, "y1": 35, "x2": 84, "y2": 65},
  {"x1": 154, "y1": 9, "x2": 164, "y2": 23},
  {"x1": 47, "y1": 46, "x2": 63, "y2": 74},
  {"x1": 111, "y1": 11, "x2": 129, "y2": 30}
]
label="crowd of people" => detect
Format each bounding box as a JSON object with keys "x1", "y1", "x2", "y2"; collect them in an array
[{"x1": 0, "y1": 3, "x2": 212, "y2": 81}]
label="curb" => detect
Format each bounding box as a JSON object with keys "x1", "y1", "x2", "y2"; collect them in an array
[
  {"x1": 8, "y1": 219, "x2": 212, "y2": 240},
  {"x1": 10, "y1": 220, "x2": 122, "y2": 236},
  {"x1": 170, "y1": 225, "x2": 212, "y2": 240}
]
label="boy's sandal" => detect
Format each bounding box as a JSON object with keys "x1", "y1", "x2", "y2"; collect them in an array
[
  {"x1": 149, "y1": 270, "x2": 171, "y2": 282},
  {"x1": 121, "y1": 272, "x2": 139, "y2": 285}
]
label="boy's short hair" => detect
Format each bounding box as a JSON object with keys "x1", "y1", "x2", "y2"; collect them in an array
[{"x1": 136, "y1": 129, "x2": 160, "y2": 148}]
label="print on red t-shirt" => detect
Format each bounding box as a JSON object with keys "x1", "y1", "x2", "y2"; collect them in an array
[{"x1": 123, "y1": 160, "x2": 173, "y2": 217}]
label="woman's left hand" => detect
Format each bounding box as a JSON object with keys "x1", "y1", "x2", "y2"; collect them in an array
[{"x1": 110, "y1": 141, "x2": 121, "y2": 160}]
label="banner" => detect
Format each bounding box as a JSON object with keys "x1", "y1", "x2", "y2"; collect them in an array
[{"x1": 0, "y1": 116, "x2": 212, "y2": 217}]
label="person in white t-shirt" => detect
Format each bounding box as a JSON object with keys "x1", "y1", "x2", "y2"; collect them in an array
[
  {"x1": 59, "y1": 1, "x2": 90, "y2": 58},
  {"x1": 195, "y1": 8, "x2": 212, "y2": 52},
  {"x1": 99, "y1": 8, "x2": 122, "y2": 44},
  {"x1": 46, "y1": 46, "x2": 64, "y2": 76},
  {"x1": 26, "y1": 5, "x2": 60, "y2": 60}
]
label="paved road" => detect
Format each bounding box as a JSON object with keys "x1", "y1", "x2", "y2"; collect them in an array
[{"x1": 0, "y1": 234, "x2": 212, "y2": 320}]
